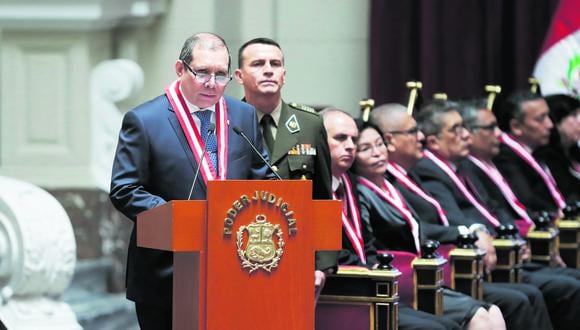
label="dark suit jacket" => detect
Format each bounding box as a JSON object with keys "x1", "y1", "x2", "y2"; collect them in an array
[
  {"x1": 411, "y1": 157, "x2": 497, "y2": 232},
  {"x1": 494, "y1": 143, "x2": 559, "y2": 213},
  {"x1": 356, "y1": 178, "x2": 423, "y2": 254},
  {"x1": 534, "y1": 138, "x2": 580, "y2": 204},
  {"x1": 109, "y1": 94, "x2": 270, "y2": 306},
  {"x1": 459, "y1": 159, "x2": 520, "y2": 225},
  {"x1": 391, "y1": 172, "x2": 463, "y2": 245},
  {"x1": 337, "y1": 173, "x2": 379, "y2": 267}
]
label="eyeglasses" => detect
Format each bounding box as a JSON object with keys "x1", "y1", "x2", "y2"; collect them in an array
[
  {"x1": 388, "y1": 126, "x2": 419, "y2": 136},
  {"x1": 446, "y1": 123, "x2": 467, "y2": 135},
  {"x1": 182, "y1": 61, "x2": 232, "y2": 85},
  {"x1": 470, "y1": 123, "x2": 498, "y2": 132}
]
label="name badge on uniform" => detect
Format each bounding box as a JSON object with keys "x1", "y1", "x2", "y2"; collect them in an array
[
  {"x1": 288, "y1": 144, "x2": 317, "y2": 155},
  {"x1": 285, "y1": 114, "x2": 300, "y2": 134}
]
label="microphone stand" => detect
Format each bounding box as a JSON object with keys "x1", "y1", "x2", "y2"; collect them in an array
[
  {"x1": 232, "y1": 126, "x2": 282, "y2": 180},
  {"x1": 187, "y1": 123, "x2": 216, "y2": 200}
]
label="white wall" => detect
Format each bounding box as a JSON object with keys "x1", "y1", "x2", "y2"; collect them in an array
[
  {"x1": 0, "y1": 30, "x2": 111, "y2": 186},
  {"x1": 128, "y1": 0, "x2": 369, "y2": 113}
]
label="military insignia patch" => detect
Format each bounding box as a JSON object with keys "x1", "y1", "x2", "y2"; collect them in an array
[
  {"x1": 285, "y1": 114, "x2": 300, "y2": 134},
  {"x1": 288, "y1": 144, "x2": 317, "y2": 155},
  {"x1": 237, "y1": 214, "x2": 285, "y2": 273},
  {"x1": 289, "y1": 103, "x2": 317, "y2": 114}
]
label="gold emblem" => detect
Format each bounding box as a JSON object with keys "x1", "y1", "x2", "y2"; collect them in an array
[{"x1": 237, "y1": 214, "x2": 285, "y2": 273}]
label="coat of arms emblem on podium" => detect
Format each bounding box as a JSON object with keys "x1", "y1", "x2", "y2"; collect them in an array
[{"x1": 237, "y1": 214, "x2": 285, "y2": 273}]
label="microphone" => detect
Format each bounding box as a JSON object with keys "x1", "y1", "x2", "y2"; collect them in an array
[
  {"x1": 232, "y1": 126, "x2": 282, "y2": 180},
  {"x1": 187, "y1": 122, "x2": 216, "y2": 200}
]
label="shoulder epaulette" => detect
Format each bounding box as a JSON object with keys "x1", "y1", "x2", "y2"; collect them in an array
[{"x1": 289, "y1": 102, "x2": 318, "y2": 115}]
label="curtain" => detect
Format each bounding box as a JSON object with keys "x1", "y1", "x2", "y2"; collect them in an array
[{"x1": 370, "y1": 0, "x2": 560, "y2": 106}]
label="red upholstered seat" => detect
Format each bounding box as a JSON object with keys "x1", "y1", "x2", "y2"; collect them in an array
[
  {"x1": 437, "y1": 244, "x2": 455, "y2": 286},
  {"x1": 315, "y1": 304, "x2": 370, "y2": 330},
  {"x1": 316, "y1": 264, "x2": 400, "y2": 330},
  {"x1": 514, "y1": 219, "x2": 533, "y2": 237},
  {"x1": 377, "y1": 250, "x2": 416, "y2": 305}
]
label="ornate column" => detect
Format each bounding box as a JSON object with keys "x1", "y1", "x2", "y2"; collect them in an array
[{"x1": 91, "y1": 59, "x2": 144, "y2": 191}]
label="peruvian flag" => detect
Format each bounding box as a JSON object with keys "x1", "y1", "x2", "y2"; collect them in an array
[{"x1": 533, "y1": 0, "x2": 580, "y2": 96}]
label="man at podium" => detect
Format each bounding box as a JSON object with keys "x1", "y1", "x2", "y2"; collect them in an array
[{"x1": 109, "y1": 33, "x2": 271, "y2": 330}]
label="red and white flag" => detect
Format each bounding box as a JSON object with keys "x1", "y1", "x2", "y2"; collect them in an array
[{"x1": 533, "y1": 0, "x2": 580, "y2": 97}]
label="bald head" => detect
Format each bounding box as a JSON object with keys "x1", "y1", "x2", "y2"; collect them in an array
[
  {"x1": 322, "y1": 108, "x2": 358, "y2": 177},
  {"x1": 370, "y1": 103, "x2": 408, "y2": 134},
  {"x1": 370, "y1": 103, "x2": 424, "y2": 170}
]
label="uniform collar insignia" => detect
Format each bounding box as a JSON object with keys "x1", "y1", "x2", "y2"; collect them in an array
[{"x1": 285, "y1": 114, "x2": 300, "y2": 134}]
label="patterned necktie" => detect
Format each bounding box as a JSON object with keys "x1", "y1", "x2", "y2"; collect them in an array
[
  {"x1": 260, "y1": 114, "x2": 275, "y2": 154},
  {"x1": 194, "y1": 110, "x2": 218, "y2": 175}
]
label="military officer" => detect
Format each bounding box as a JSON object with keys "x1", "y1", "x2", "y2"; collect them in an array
[
  {"x1": 235, "y1": 37, "x2": 336, "y2": 296},
  {"x1": 235, "y1": 37, "x2": 332, "y2": 201}
]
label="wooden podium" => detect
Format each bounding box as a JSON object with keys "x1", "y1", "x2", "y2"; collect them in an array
[{"x1": 137, "y1": 180, "x2": 341, "y2": 330}]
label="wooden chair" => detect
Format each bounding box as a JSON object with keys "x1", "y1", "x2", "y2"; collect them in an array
[{"x1": 316, "y1": 254, "x2": 401, "y2": 330}]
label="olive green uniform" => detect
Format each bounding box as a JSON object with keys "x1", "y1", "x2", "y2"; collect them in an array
[{"x1": 262, "y1": 101, "x2": 337, "y2": 270}]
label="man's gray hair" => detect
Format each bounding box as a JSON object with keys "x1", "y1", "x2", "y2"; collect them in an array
[
  {"x1": 416, "y1": 100, "x2": 460, "y2": 136},
  {"x1": 458, "y1": 99, "x2": 487, "y2": 130}
]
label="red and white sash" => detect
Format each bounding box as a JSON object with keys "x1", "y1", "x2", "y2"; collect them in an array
[
  {"x1": 333, "y1": 174, "x2": 366, "y2": 264},
  {"x1": 423, "y1": 150, "x2": 501, "y2": 227},
  {"x1": 500, "y1": 133, "x2": 566, "y2": 211},
  {"x1": 387, "y1": 162, "x2": 449, "y2": 226},
  {"x1": 358, "y1": 176, "x2": 422, "y2": 254},
  {"x1": 165, "y1": 80, "x2": 228, "y2": 183},
  {"x1": 467, "y1": 156, "x2": 533, "y2": 224}
]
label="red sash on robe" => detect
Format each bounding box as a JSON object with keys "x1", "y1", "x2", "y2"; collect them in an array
[
  {"x1": 333, "y1": 174, "x2": 366, "y2": 264},
  {"x1": 165, "y1": 80, "x2": 228, "y2": 183},
  {"x1": 358, "y1": 176, "x2": 422, "y2": 254}
]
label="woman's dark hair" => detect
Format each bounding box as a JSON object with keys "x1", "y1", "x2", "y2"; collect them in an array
[
  {"x1": 544, "y1": 94, "x2": 580, "y2": 125},
  {"x1": 354, "y1": 118, "x2": 386, "y2": 139}
]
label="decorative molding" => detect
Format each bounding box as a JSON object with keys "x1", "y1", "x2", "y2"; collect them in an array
[
  {"x1": 47, "y1": 188, "x2": 133, "y2": 292},
  {"x1": 0, "y1": 34, "x2": 94, "y2": 187},
  {"x1": 0, "y1": 0, "x2": 166, "y2": 31},
  {"x1": 91, "y1": 59, "x2": 144, "y2": 191},
  {"x1": 0, "y1": 176, "x2": 80, "y2": 329},
  {"x1": 0, "y1": 176, "x2": 76, "y2": 297},
  {"x1": 0, "y1": 297, "x2": 81, "y2": 330}
]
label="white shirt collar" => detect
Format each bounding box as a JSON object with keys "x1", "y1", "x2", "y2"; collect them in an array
[{"x1": 332, "y1": 175, "x2": 342, "y2": 193}]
